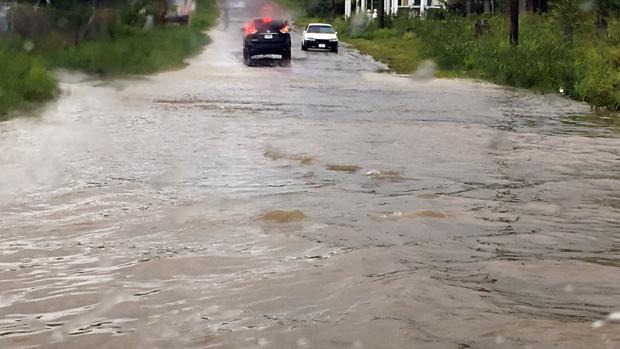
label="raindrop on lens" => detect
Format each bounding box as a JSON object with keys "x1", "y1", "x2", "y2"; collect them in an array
[
  {"x1": 579, "y1": 1, "x2": 594, "y2": 11},
  {"x1": 23, "y1": 41, "x2": 34, "y2": 52}
]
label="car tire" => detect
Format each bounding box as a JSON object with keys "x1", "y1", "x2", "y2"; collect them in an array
[
  {"x1": 281, "y1": 50, "x2": 291, "y2": 66},
  {"x1": 282, "y1": 48, "x2": 291, "y2": 60},
  {"x1": 301, "y1": 42, "x2": 308, "y2": 51},
  {"x1": 243, "y1": 49, "x2": 252, "y2": 66},
  {"x1": 332, "y1": 46, "x2": 338, "y2": 54}
]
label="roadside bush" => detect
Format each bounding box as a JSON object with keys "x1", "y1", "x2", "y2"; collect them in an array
[
  {"x1": 572, "y1": 46, "x2": 620, "y2": 109},
  {"x1": 191, "y1": 0, "x2": 218, "y2": 30},
  {"x1": 277, "y1": 0, "x2": 345, "y2": 18},
  {"x1": 357, "y1": 26, "x2": 395, "y2": 39},
  {"x1": 337, "y1": 13, "x2": 619, "y2": 110},
  {"x1": 42, "y1": 0, "x2": 217, "y2": 75},
  {"x1": 46, "y1": 27, "x2": 208, "y2": 74},
  {"x1": 608, "y1": 18, "x2": 620, "y2": 45},
  {"x1": 0, "y1": 40, "x2": 57, "y2": 118},
  {"x1": 408, "y1": 16, "x2": 472, "y2": 69},
  {"x1": 0, "y1": 0, "x2": 218, "y2": 117}
]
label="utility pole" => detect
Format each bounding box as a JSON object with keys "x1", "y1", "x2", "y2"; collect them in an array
[
  {"x1": 379, "y1": 0, "x2": 385, "y2": 28},
  {"x1": 509, "y1": 0, "x2": 519, "y2": 45}
]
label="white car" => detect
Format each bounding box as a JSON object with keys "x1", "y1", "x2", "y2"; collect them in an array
[{"x1": 301, "y1": 23, "x2": 339, "y2": 53}]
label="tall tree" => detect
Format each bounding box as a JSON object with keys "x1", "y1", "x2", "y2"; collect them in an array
[
  {"x1": 509, "y1": 0, "x2": 519, "y2": 45},
  {"x1": 379, "y1": 0, "x2": 384, "y2": 27}
]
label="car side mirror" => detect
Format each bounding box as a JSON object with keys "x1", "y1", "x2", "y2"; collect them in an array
[{"x1": 335, "y1": 32, "x2": 338, "y2": 35}]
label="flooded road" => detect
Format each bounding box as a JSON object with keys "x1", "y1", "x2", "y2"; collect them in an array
[{"x1": 1, "y1": 1, "x2": 620, "y2": 348}]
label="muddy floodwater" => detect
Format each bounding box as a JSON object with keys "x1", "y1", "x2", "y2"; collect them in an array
[{"x1": 1, "y1": 1, "x2": 620, "y2": 348}]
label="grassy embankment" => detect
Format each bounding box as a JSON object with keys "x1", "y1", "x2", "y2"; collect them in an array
[
  {"x1": 281, "y1": 2, "x2": 620, "y2": 111},
  {"x1": 0, "y1": 41, "x2": 56, "y2": 116},
  {"x1": 344, "y1": 15, "x2": 619, "y2": 110},
  {"x1": 0, "y1": 0, "x2": 218, "y2": 119}
]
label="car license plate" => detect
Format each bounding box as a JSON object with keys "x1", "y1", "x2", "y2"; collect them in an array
[
  {"x1": 319, "y1": 44, "x2": 325, "y2": 48},
  {"x1": 264, "y1": 34, "x2": 273, "y2": 39}
]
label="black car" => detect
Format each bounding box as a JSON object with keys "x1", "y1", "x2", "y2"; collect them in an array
[{"x1": 243, "y1": 17, "x2": 291, "y2": 66}]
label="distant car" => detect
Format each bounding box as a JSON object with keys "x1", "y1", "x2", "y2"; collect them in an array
[
  {"x1": 301, "y1": 23, "x2": 339, "y2": 53},
  {"x1": 243, "y1": 17, "x2": 291, "y2": 65}
]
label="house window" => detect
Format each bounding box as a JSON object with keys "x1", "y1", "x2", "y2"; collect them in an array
[{"x1": 399, "y1": 0, "x2": 409, "y2": 6}]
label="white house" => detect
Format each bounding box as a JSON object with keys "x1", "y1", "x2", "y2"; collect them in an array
[
  {"x1": 395, "y1": 0, "x2": 444, "y2": 16},
  {"x1": 344, "y1": 0, "x2": 443, "y2": 18}
]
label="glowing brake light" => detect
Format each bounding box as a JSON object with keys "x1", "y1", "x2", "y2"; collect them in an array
[
  {"x1": 280, "y1": 24, "x2": 289, "y2": 33},
  {"x1": 263, "y1": 17, "x2": 272, "y2": 23},
  {"x1": 245, "y1": 22, "x2": 257, "y2": 35}
]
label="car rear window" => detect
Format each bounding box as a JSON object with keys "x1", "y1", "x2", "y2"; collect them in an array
[
  {"x1": 253, "y1": 19, "x2": 287, "y2": 33},
  {"x1": 307, "y1": 25, "x2": 334, "y2": 34}
]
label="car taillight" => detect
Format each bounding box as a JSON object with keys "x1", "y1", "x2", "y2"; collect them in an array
[
  {"x1": 263, "y1": 17, "x2": 272, "y2": 23},
  {"x1": 245, "y1": 23, "x2": 257, "y2": 35},
  {"x1": 280, "y1": 25, "x2": 289, "y2": 33}
]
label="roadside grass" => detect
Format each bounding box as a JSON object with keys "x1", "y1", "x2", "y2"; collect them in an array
[
  {"x1": 411, "y1": 15, "x2": 620, "y2": 110},
  {"x1": 0, "y1": 39, "x2": 57, "y2": 120},
  {"x1": 271, "y1": 0, "x2": 332, "y2": 28},
  {"x1": 40, "y1": 0, "x2": 218, "y2": 75},
  {"x1": 344, "y1": 34, "x2": 425, "y2": 73},
  {"x1": 0, "y1": 0, "x2": 218, "y2": 118},
  {"x1": 42, "y1": 27, "x2": 209, "y2": 75},
  {"x1": 316, "y1": 14, "x2": 619, "y2": 110},
  {"x1": 190, "y1": 0, "x2": 219, "y2": 31}
]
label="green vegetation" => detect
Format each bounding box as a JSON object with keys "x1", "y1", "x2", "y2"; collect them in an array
[
  {"x1": 43, "y1": 0, "x2": 217, "y2": 74},
  {"x1": 43, "y1": 27, "x2": 209, "y2": 75},
  {"x1": 335, "y1": 15, "x2": 619, "y2": 110},
  {"x1": 0, "y1": 0, "x2": 217, "y2": 118},
  {"x1": 339, "y1": 27, "x2": 426, "y2": 73},
  {"x1": 0, "y1": 40, "x2": 56, "y2": 119},
  {"x1": 286, "y1": 3, "x2": 619, "y2": 110},
  {"x1": 271, "y1": 0, "x2": 335, "y2": 27},
  {"x1": 275, "y1": 0, "x2": 344, "y2": 19}
]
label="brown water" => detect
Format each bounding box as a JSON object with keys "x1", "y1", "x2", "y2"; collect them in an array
[{"x1": 1, "y1": 1, "x2": 620, "y2": 348}]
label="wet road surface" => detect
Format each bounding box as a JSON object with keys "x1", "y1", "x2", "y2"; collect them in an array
[{"x1": 1, "y1": 0, "x2": 620, "y2": 348}]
